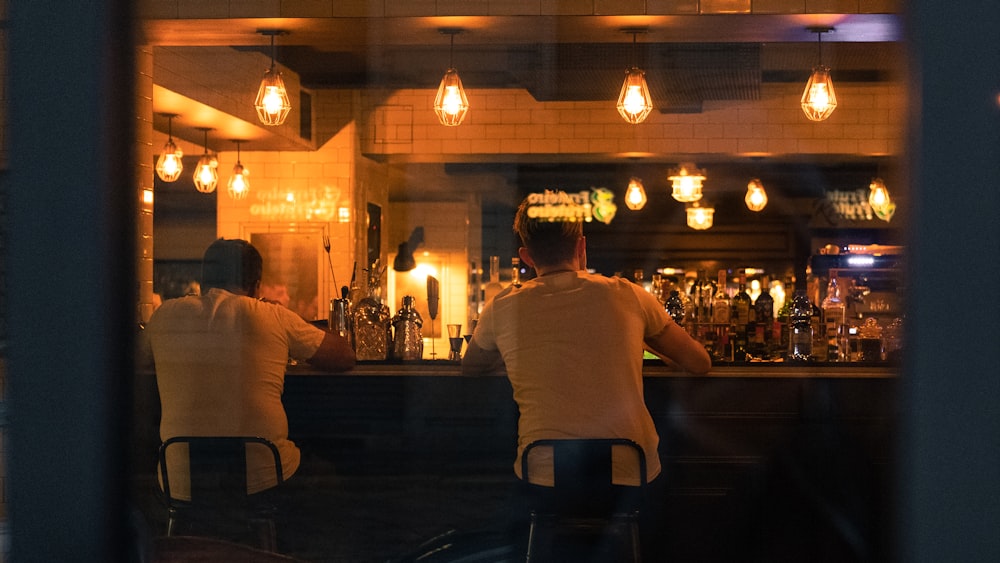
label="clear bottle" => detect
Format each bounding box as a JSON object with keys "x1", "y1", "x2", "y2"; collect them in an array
[
  {"x1": 483, "y1": 255, "x2": 503, "y2": 304},
  {"x1": 693, "y1": 269, "x2": 715, "y2": 324},
  {"x1": 753, "y1": 276, "x2": 775, "y2": 357},
  {"x1": 712, "y1": 269, "x2": 731, "y2": 325},
  {"x1": 510, "y1": 256, "x2": 522, "y2": 288},
  {"x1": 788, "y1": 289, "x2": 813, "y2": 361},
  {"x1": 391, "y1": 295, "x2": 424, "y2": 361},
  {"x1": 821, "y1": 277, "x2": 847, "y2": 361}
]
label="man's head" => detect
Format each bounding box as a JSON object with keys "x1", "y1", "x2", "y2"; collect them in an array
[
  {"x1": 513, "y1": 194, "x2": 584, "y2": 270},
  {"x1": 201, "y1": 238, "x2": 263, "y2": 296}
]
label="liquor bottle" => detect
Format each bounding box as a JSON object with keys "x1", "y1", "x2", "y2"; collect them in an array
[
  {"x1": 732, "y1": 273, "x2": 752, "y2": 327},
  {"x1": 776, "y1": 276, "x2": 793, "y2": 357},
  {"x1": 468, "y1": 261, "x2": 480, "y2": 323},
  {"x1": 810, "y1": 293, "x2": 827, "y2": 362},
  {"x1": 483, "y1": 255, "x2": 503, "y2": 304},
  {"x1": 711, "y1": 270, "x2": 731, "y2": 325},
  {"x1": 753, "y1": 276, "x2": 775, "y2": 358},
  {"x1": 692, "y1": 269, "x2": 714, "y2": 324},
  {"x1": 788, "y1": 288, "x2": 813, "y2": 361},
  {"x1": 510, "y1": 256, "x2": 522, "y2": 288},
  {"x1": 821, "y1": 277, "x2": 847, "y2": 361},
  {"x1": 665, "y1": 290, "x2": 685, "y2": 326}
]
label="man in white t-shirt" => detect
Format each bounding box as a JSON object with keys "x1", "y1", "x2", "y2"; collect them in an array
[
  {"x1": 463, "y1": 193, "x2": 710, "y2": 556},
  {"x1": 142, "y1": 238, "x2": 354, "y2": 501}
]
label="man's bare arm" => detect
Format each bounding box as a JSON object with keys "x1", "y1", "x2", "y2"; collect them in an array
[
  {"x1": 644, "y1": 321, "x2": 712, "y2": 375},
  {"x1": 461, "y1": 338, "x2": 504, "y2": 375},
  {"x1": 308, "y1": 332, "x2": 356, "y2": 372}
]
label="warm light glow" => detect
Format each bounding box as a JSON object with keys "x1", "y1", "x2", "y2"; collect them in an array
[
  {"x1": 155, "y1": 141, "x2": 184, "y2": 182},
  {"x1": 227, "y1": 163, "x2": 249, "y2": 200},
  {"x1": 142, "y1": 188, "x2": 154, "y2": 208},
  {"x1": 193, "y1": 153, "x2": 218, "y2": 193},
  {"x1": 801, "y1": 65, "x2": 838, "y2": 121},
  {"x1": 434, "y1": 68, "x2": 469, "y2": 126},
  {"x1": 745, "y1": 178, "x2": 768, "y2": 211},
  {"x1": 338, "y1": 207, "x2": 351, "y2": 223},
  {"x1": 669, "y1": 163, "x2": 706, "y2": 203},
  {"x1": 868, "y1": 178, "x2": 895, "y2": 222},
  {"x1": 624, "y1": 177, "x2": 647, "y2": 210},
  {"x1": 617, "y1": 68, "x2": 653, "y2": 124},
  {"x1": 686, "y1": 202, "x2": 714, "y2": 230},
  {"x1": 255, "y1": 67, "x2": 292, "y2": 126}
]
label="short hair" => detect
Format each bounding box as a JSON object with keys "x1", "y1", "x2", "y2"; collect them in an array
[
  {"x1": 201, "y1": 238, "x2": 263, "y2": 294},
  {"x1": 513, "y1": 194, "x2": 583, "y2": 268}
]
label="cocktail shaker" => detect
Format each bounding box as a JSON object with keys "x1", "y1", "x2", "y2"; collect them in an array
[
  {"x1": 329, "y1": 298, "x2": 354, "y2": 349},
  {"x1": 392, "y1": 295, "x2": 424, "y2": 361}
]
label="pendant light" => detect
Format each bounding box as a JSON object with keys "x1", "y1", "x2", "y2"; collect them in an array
[
  {"x1": 686, "y1": 201, "x2": 714, "y2": 230},
  {"x1": 193, "y1": 128, "x2": 218, "y2": 194},
  {"x1": 155, "y1": 113, "x2": 183, "y2": 182},
  {"x1": 624, "y1": 177, "x2": 647, "y2": 210},
  {"x1": 801, "y1": 26, "x2": 838, "y2": 122},
  {"x1": 254, "y1": 30, "x2": 291, "y2": 127},
  {"x1": 227, "y1": 140, "x2": 250, "y2": 200},
  {"x1": 868, "y1": 177, "x2": 895, "y2": 221},
  {"x1": 668, "y1": 162, "x2": 706, "y2": 203},
  {"x1": 433, "y1": 28, "x2": 469, "y2": 127},
  {"x1": 745, "y1": 178, "x2": 768, "y2": 212},
  {"x1": 617, "y1": 29, "x2": 653, "y2": 124}
]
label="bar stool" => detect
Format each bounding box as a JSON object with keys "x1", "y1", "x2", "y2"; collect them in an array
[
  {"x1": 521, "y1": 438, "x2": 647, "y2": 562},
  {"x1": 157, "y1": 436, "x2": 285, "y2": 552}
]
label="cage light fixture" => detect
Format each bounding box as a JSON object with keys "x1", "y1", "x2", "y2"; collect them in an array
[
  {"x1": 227, "y1": 140, "x2": 250, "y2": 200},
  {"x1": 155, "y1": 113, "x2": 184, "y2": 182},
  {"x1": 254, "y1": 30, "x2": 292, "y2": 126},
  {"x1": 686, "y1": 201, "x2": 714, "y2": 230},
  {"x1": 192, "y1": 128, "x2": 218, "y2": 194},
  {"x1": 617, "y1": 29, "x2": 653, "y2": 124},
  {"x1": 745, "y1": 178, "x2": 768, "y2": 211},
  {"x1": 433, "y1": 28, "x2": 470, "y2": 127},
  {"x1": 868, "y1": 177, "x2": 895, "y2": 221},
  {"x1": 801, "y1": 26, "x2": 838, "y2": 122},
  {"x1": 668, "y1": 162, "x2": 706, "y2": 203},
  {"x1": 624, "y1": 177, "x2": 648, "y2": 210}
]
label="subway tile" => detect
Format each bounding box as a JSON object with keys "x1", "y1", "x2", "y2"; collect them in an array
[
  {"x1": 500, "y1": 138, "x2": 531, "y2": 153},
  {"x1": 386, "y1": 0, "x2": 438, "y2": 17},
  {"x1": 176, "y1": 0, "x2": 231, "y2": 18},
  {"x1": 594, "y1": 0, "x2": 645, "y2": 15},
  {"x1": 559, "y1": 138, "x2": 591, "y2": 153},
  {"x1": 828, "y1": 138, "x2": 860, "y2": 153},
  {"x1": 469, "y1": 138, "x2": 503, "y2": 153},
  {"x1": 677, "y1": 137, "x2": 709, "y2": 153},
  {"x1": 647, "y1": 0, "x2": 700, "y2": 15},
  {"x1": 283, "y1": 1, "x2": 335, "y2": 18},
  {"x1": 707, "y1": 138, "x2": 739, "y2": 152},
  {"x1": 700, "y1": 0, "x2": 751, "y2": 14},
  {"x1": 859, "y1": 0, "x2": 898, "y2": 13},
  {"x1": 539, "y1": 0, "x2": 594, "y2": 16},
  {"x1": 489, "y1": 0, "x2": 542, "y2": 16},
  {"x1": 438, "y1": 0, "x2": 491, "y2": 15},
  {"x1": 736, "y1": 138, "x2": 769, "y2": 153},
  {"x1": 331, "y1": 0, "x2": 386, "y2": 16},
  {"x1": 797, "y1": 138, "x2": 830, "y2": 152},
  {"x1": 750, "y1": 0, "x2": 804, "y2": 14},
  {"x1": 587, "y1": 138, "x2": 620, "y2": 153},
  {"x1": 805, "y1": 0, "x2": 859, "y2": 13},
  {"x1": 530, "y1": 138, "x2": 562, "y2": 153},
  {"x1": 229, "y1": 0, "x2": 281, "y2": 17}
]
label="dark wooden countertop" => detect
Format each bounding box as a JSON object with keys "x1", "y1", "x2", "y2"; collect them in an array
[{"x1": 285, "y1": 360, "x2": 899, "y2": 379}]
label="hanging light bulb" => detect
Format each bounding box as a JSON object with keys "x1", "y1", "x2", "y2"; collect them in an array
[
  {"x1": 434, "y1": 28, "x2": 469, "y2": 126},
  {"x1": 745, "y1": 178, "x2": 768, "y2": 212},
  {"x1": 254, "y1": 30, "x2": 291, "y2": 126},
  {"x1": 801, "y1": 26, "x2": 838, "y2": 122},
  {"x1": 155, "y1": 113, "x2": 184, "y2": 182},
  {"x1": 227, "y1": 140, "x2": 250, "y2": 200},
  {"x1": 624, "y1": 177, "x2": 647, "y2": 210},
  {"x1": 686, "y1": 201, "x2": 715, "y2": 230},
  {"x1": 193, "y1": 128, "x2": 218, "y2": 194},
  {"x1": 617, "y1": 30, "x2": 653, "y2": 124},
  {"x1": 668, "y1": 162, "x2": 706, "y2": 203},
  {"x1": 868, "y1": 177, "x2": 895, "y2": 221}
]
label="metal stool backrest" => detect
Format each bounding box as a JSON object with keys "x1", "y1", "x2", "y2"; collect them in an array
[
  {"x1": 521, "y1": 438, "x2": 647, "y2": 517},
  {"x1": 158, "y1": 436, "x2": 284, "y2": 507}
]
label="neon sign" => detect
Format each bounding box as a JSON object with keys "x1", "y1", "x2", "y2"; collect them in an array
[{"x1": 525, "y1": 188, "x2": 617, "y2": 224}]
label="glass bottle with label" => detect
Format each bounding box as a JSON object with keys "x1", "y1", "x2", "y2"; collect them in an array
[
  {"x1": 788, "y1": 289, "x2": 813, "y2": 361},
  {"x1": 665, "y1": 290, "x2": 685, "y2": 326},
  {"x1": 753, "y1": 276, "x2": 775, "y2": 358},
  {"x1": 712, "y1": 270, "x2": 731, "y2": 325},
  {"x1": 821, "y1": 277, "x2": 847, "y2": 361}
]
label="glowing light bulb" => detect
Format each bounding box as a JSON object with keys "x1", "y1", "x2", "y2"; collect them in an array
[
  {"x1": 745, "y1": 178, "x2": 768, "y2": 212},
  {"x1": 624, "y1": 177, "x2": 647, "y2": 210}
]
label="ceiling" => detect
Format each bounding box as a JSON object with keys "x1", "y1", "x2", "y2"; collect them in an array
[{"x1": 141, "y1": 13, "x2": 907, "y2": 152}]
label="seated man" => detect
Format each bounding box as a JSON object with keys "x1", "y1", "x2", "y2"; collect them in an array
[
  {"x1": 462, "y1": 194, "x2": 711, "y2": 556},
  {"x1": 141, "y1": 238, "x2": 355, "y2": 500}
]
